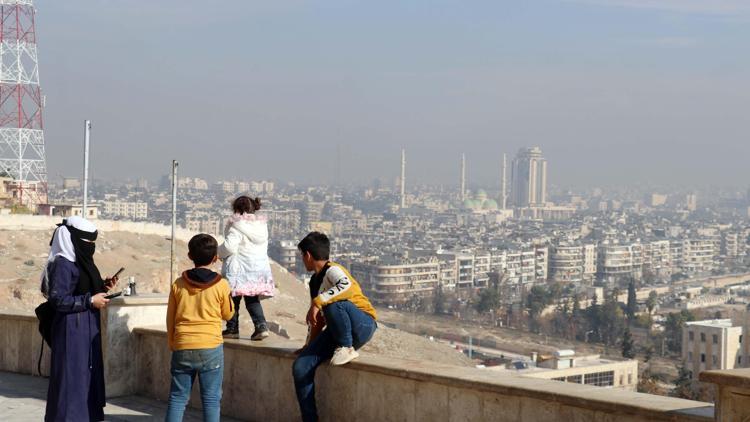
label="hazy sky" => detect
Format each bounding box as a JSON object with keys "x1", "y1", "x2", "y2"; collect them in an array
[{"x1": 38, "y1": 0, "x2": 750, "y2": 189}]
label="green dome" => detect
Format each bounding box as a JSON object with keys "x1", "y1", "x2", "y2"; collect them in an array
[
  {"x1": 463, "y1": 199, "x2": 479, "y2": 209},
  {"x1": 476, "y1": 189, "x2": 488, "y2": 201},
  {"x1": 483, "y1": 199, "x2": 498, "y2": 210}
]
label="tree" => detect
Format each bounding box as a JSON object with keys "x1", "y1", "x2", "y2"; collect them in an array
[
  {"x1": 644, "y1": 346, "x2": 654, "y2": 363},
  {"x1": 621, "y1": 328, "x2": 636, "y2": 359},
  {"x1": 646, "y1": 290, "x2": 658, "y2": 314},
  {"x1": 433, "y1": 285, "x2": 445, "y2": 315},
  {"x1": 673, "y1": 363, "x2": 696, "y2": 400},
  {"x1": 526, "y1": 285, "x2": 552, "y2": 333},
  {"x1": 626, "y1": 280, "x2": 637, "y2": 322},
  {"x1": 475, "y1": 286, "x2": 500, "y2": 315},
  {"x1": 665, "y1": 310, "x2": 696, "y2": 354}
]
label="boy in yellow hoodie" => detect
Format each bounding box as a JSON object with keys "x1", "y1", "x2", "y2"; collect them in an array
[
  {"x1": 292, "y1": 232, "x2": 377, "y2": 422},
  {"x1": 166, "y1": 234, "x2": 234, "y2": 422}
]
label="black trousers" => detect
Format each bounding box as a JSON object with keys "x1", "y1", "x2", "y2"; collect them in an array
[{"x1": 227, "y1": 296, "x2": 266, "y2": 330}]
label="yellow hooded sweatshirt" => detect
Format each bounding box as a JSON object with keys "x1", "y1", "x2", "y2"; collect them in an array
[{"x1": 167, "y1": 268, "x2": 234, "y2": 351}]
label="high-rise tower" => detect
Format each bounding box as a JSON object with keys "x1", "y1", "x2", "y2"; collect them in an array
[
  {"x1": 0, "y1": 0, "x2": 47, "y2": 209},
  {"x1": 510, "y1": 147, "x2": 547, "y2": 207}
]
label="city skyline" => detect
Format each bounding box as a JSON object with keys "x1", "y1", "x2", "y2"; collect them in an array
[{"x1": 34, "y1": 0, "x2": 750, "y2": 188}]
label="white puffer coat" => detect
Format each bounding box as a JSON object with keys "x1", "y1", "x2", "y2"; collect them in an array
[{"x1": 218, "y1": 213, "x2": 275, "y2": 297}]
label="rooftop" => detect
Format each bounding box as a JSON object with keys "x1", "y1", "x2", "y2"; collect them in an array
[{"x1": 686, "y1": 319, "x2": 736, "y2": 328}]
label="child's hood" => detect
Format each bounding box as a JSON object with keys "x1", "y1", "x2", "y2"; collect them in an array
[
  {"x1": 182, "y1": 268, "x2": 222, "y2": 290},
  {"x1": 228, "y1": 214, "x2": 268, "y2": 243}
]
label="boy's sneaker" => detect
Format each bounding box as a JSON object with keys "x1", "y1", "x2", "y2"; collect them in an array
[
  {"x1": 251, "y1": 324, "x2": 269, "y2": 341},
  {"x1": 222, "y1": 328, "x2": 239, "y2": 339},
  {"x1": 330, "y1": 347, "x2": 359, "y2": 366}
]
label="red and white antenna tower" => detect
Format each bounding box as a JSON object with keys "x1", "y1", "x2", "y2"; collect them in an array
[{"x1": 0, "y1": 0, "x2": 47, "y2": 209}]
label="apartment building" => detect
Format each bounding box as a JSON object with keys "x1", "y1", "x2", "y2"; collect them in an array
[
  {"x1": 682, "y1": 319, "x2": 743, "y2": 380},
  {"x1": 642, "y1": 240, "x2": 672, "y2": 281},
  {"x1": 102, "y1": 201, "x2": 148, "y2": 220},
  {"x1": 269, "y1": 240, "x2": 299, "y2": 273},
  {"x1": 681, "y1": 238, "x2": 716, "y2": 275},
  {"x1": 348, "y1": 257, "x2": 440, "y2": 306},
  {"x1": 597, "y1": 241, "x2": 643, "y2": 284},
  {"x1": 549, "y1": 243, "x2": 585, "y2": 283}
]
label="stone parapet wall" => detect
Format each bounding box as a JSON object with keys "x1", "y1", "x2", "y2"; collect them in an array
[
  {"x1": 0, "y1": 311, "x2": 718, "y2": 422},
  {"x1": 135, "y1": 326, "x2": 713, "y2": 422},
  {"x1": 0, "y1": 312, "x2": 50, "y2": 377}
]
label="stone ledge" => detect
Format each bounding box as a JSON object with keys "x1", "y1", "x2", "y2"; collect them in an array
[
  {"x1": 134, "y1": 326, "x2": 714, "y2": 421},
  {"x1": 0, "y1": 311, "x2": 36, "y2": 322},
  {"x1": 700, "y1": 369, "x2": 750, "y2": 390},
  {"x1": 108, "y1": 293, "x2": 168, "y2": 307}
]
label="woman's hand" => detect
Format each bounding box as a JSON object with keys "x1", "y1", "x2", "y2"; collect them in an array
[
  {"x1": 91, "y1": 293, "x2": 110, "y2": 309},
  {"x1": 104, "y1": 276, "x2": 118, "y2": 292}
]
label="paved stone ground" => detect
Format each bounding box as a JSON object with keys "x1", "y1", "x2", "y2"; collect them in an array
[{"x1": 0, "y1": 371, "x2": 241, "y2": 421}]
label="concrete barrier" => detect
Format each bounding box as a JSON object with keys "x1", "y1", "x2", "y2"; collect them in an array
[
  {"x1": 134, "y1": 326, "x2": 713, "y2": 422},
  {"x1": 0, "y1": 312, "x2": 50, "y2": 377},
  {"x1": 0, "y1": 311, "x2": 717, "y2": 421}
]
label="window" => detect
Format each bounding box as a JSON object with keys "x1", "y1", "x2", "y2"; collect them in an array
[
  {"x1": 712, "y1": 356, "x2": 718, "y2": 366},
  {"x1": 552, "y1": 377, "x2": 565, "y2": 382},
  {"x1": 566, "y1": 375, "x2": 582, "y2": 384},
  {"x1": 619, "y1": 375, "x2": 624, "y2": 386},
  {"x1": 701, "y1": 333, "x2": 706, "y2": 343},
  {"x1": 628, "y1": 374, "x2": 633, "y2": 385},
  {"x1": 584, "y1": 371, "x2": 615, "y2": 387},
  {"x1": 688, "y1": 352, "x2": 693, "y2": 361},
  {"x1": 701, "y1": 353, "x2": 706, "y2": 363},
  {"x1": 689, "y1": 331, "x2": 694, "y2": 341},
  {"x1": 713, "y1": 334, "x2": 718, "y2": 344}
]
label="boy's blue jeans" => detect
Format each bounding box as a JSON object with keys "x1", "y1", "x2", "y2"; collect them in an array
[
  {"x1": 292, "y1": 301, "x2": 377, "y2": 422},
  {"x1": 166, "y1": 345, "x2": 224, "y2": 422}
]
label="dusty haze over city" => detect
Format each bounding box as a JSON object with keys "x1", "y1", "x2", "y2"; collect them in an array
[{"x1": 37, "y1": 0, "x2": 750, "y2": 188}]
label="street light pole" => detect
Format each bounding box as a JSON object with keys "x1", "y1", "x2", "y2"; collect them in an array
[
  {"x1": 82, "y1": 120, "x2": 91, "y2": 217},
  {"x1": 170, "y1": 160, "x2": 179, "y2": 284}
]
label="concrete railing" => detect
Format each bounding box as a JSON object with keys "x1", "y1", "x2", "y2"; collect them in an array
[
  {"x1": 0, "y1": 312, "x2": 50, "y2": 377},
  {"x1": 0, "y1": 310, "x2": 718, "y2": 422},
  {"x1": 133, "y1": 328, "x2": 715, "y2": 422}
]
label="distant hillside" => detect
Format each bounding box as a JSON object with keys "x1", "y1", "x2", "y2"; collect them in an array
[{"x1": 0, "y1": 228, "x2": 473, "y2": 367}]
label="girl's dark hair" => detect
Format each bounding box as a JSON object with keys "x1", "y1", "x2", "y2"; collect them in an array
[{"x1": 232, "y1": 195, "x2": 262, "y2": 215}]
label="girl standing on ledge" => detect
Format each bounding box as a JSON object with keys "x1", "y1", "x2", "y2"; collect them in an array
[{"x1": 219, "y1": 196, "x2": 275, "y2": 340}]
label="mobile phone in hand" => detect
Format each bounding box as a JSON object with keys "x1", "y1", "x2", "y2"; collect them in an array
[
  {"x1": 113, "y1": 267, "x2": 125, "y2": 279},
  {"x1": 104, "y1": 291, "x2": 122, "y2": 300}
]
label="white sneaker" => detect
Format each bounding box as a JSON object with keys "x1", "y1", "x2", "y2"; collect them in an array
[{"x1": 330, "y1": 347, "x2": 359, "y2": 366}]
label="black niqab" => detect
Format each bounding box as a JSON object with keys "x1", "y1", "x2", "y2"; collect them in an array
[{"x1": 66, "y1": 224, "x2": 105, "y2": 295}]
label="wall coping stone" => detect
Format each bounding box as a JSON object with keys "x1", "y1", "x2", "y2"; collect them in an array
[
  {"x1": 135, "y1": 326, "x2": 714, "y2": 421},
  {"x1": 0, "y1": 312, "x2": 36, "y2": 322},
  {"x1": 700, "y1": 369, "x2": 750, "y2": 390},
  {"x1": 108, "y1": 294, "x2": 168, "y2": 307}
]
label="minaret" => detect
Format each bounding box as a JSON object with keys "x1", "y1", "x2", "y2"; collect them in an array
[
  {"x1": 400, "y1": 148, "x2": 406, "y2": 208},
  {"x1": 460, "y1": 153, "x2": 466, "y2": 201},
  {"x1": 501, "y1": 153, "x2": 507, "y2": 209}
]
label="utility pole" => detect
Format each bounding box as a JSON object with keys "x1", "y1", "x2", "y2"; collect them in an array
[
  {"x1": 170, "y1": 160, "x2": 179, "y2": 283},
  {"x1": 82, "y1": 120, "x2": 91, "y2": 217}
]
